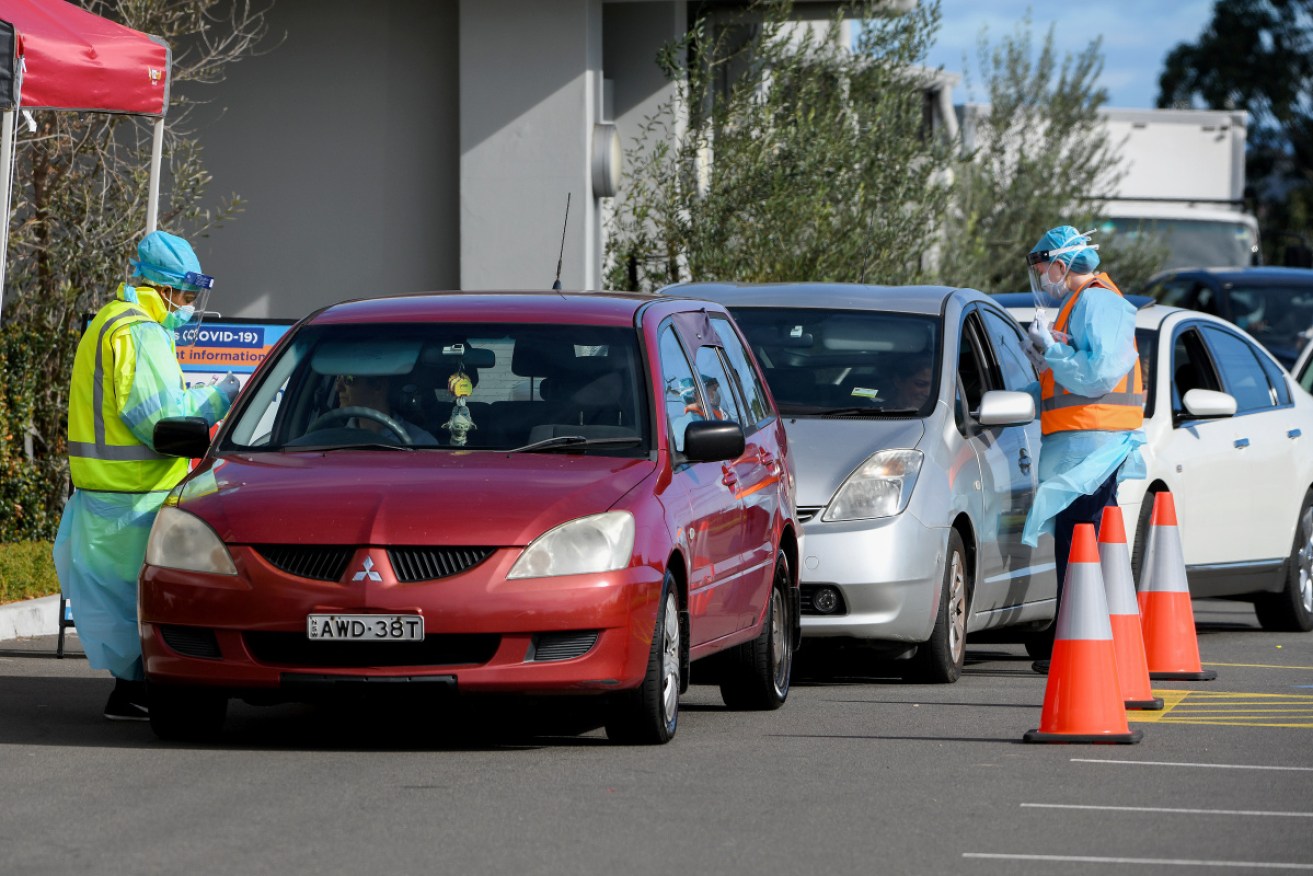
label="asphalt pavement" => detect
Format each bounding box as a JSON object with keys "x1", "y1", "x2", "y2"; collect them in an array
[{"x1": 0, "y1": 598, "x2": 1309, "y2": 875}]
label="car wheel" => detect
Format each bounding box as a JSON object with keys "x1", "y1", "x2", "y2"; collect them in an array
[
  {"x1": 1022, "y1": 627, "x2": 1053, "y2": 660},
  {"x1": 148, "y1": 685, "x2": 227, "y2": 742},
  {"x1": 1129, "y1": 490, "x2": 1159, "y2": 584},
  {"x1": 719, "y1": 552, "x2": 794, "y2": 710},
  {"x1": 908, "y1": 529, "x2": 969, "y2": 683},
  {"x1": 605, "y1": 573, "x2": 680, "y2": 744},
  {"x1": 1255, "y1": 492, "x2": 1313, "y2": 633}
]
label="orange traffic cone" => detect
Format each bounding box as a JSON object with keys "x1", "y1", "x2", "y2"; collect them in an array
[
  {"x1": 1137, "y1": 492, "x2": 1218, "y2": 681},
  {"x1": 1025, "y1": 523, "x2": 1142, "y2": 744},
  {"x1": 1099, "y1": 506, "x2": 1163, "y2": 710}
]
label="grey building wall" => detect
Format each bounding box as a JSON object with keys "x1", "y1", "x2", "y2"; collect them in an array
[
  {"x1": 458, "y1": 0, "x2": 603, "y2": 292},
  {"x1": 177, "y1": 1, "x2": 874, "y2": 320},
  {"x1": 188, "y1": 1, "x2": 460, "y2": 320}
]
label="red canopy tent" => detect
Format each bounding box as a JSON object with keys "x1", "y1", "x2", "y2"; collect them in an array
[{"x1": 0, "y1": 0, "x2": 171, "y2": 324}]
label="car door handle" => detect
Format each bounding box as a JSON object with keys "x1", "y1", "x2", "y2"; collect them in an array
[
  {"x1": 721, "y1": 464, "x2": 739, "y2": 487},
  {"x1": 1234, "y1": 437, "x2": 1250, "y2": 449},
  {"x1": 1018, "y1": 448, "x2": 1032, "y2": 473},
  {"x1": 1290, "y1": 428, "x2": 1303, "y2": 439}
]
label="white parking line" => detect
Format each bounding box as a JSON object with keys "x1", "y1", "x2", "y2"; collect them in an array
[
  {"x1": 964, "y1": 853, "x2": 1313, "y2": 870},
  {"x1": 1072, "y1": 758, "x2": 1313, "y2": 772},
  {"x1": 1022, "y1": 803, "x2": 1313, "y2": 818}
]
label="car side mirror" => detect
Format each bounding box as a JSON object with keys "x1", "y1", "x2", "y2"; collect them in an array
[
  {"x1": 976, "y1": 390, "x2": 1036, "y2": 427},
  {"x1": 683, "y1": 420, "x2": 745, "y2": 462},
  {"x1": 1181, "y1": 388, "x2": 1237, "y2": 419},
  {"x1": 154, "y1": 416, "x2": 213, "y2": 458}
]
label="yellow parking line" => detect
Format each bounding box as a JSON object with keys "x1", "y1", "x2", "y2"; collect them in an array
[
  {"x1": 1203, "y1": 662, "x2": 1313, "y2": 670},
  {"x1": 1130, "y1": 690, "x2": 1313, "y2": 728}
]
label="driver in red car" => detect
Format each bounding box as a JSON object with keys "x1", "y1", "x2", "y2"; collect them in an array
[{"x1": 335, "y1": 373, "x2": 435, "y2": 443}]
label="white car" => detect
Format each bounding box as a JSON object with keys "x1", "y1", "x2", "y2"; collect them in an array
[{"x1": 999, "y1": 293, "x2": 1313, "y2": 632}]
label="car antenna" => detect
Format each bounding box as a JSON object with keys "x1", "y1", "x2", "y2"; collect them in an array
[{"x1": 552, "y1": 193, "x2": 571, "y2": 292}]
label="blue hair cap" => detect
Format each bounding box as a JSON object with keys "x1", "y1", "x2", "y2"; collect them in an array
[
  {"x1": 131, "y1": 230, "x2": 204, "y2": 291},
  {"x1": 1031, "y1": 224, "x2": 1101, "y2": 273}
]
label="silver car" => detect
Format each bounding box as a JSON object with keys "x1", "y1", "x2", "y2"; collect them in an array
[{"x1": 668, "y1": 283, "x2": 1058, "y2": 682}]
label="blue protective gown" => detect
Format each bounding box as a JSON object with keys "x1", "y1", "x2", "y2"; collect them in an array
[
  {"x1": 1021, "y1": 285, "x2": 1147, "y2": 548},
  {"x1": 52, "y1": 286, "x2": 230, "y2": 681}
]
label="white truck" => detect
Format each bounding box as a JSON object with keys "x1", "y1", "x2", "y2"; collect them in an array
[
  {"x1": 957, "y1": 104, "x2": 1260, "y2": 270},
  {"x1": 1095, "y1": 107, "x2": 1259, "y2": 270}
]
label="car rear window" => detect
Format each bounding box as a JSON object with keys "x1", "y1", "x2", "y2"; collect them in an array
[{"x1": 728, "y1": 307, "x2": 940, "y2": 417}]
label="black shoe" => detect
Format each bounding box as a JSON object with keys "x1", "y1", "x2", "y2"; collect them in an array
[{"x1": 104, "y1": 679, "x2": 150, "y2": 722}]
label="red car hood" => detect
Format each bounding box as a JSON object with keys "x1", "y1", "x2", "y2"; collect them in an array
[{"x1": 177, "y1": 451, "x2": 657, "y2": 547}]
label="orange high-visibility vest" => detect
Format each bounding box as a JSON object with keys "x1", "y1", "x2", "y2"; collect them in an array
[{"x1": 1039, "y1": 273, "x2": 1145, "y2": 435}]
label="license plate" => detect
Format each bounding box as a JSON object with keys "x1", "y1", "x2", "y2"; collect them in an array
[{"x1": 306, "y1": 614, "x2": 424, "y2": 641}]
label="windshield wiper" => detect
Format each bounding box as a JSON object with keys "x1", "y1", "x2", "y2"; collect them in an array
[
  {"x1": 817, "y1": 407, "x2": 888, "y2": 417},
  {"x1": 285, "y1": 442, "x2": 415, "y2": 452},
  {"x1": 507, "y1": 435, "x2": 642, "y2": 453}
]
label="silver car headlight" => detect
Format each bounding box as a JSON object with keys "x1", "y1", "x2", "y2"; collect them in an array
[
  {"x1": 145, "y1": 506, "x2": 238, "y2": 576},
  {"x1": 507, "y1": 511, "x2": 635, "y2": 579},
  {"x1": 822, "y1": 449, "x2": 923, "y2": 522}
]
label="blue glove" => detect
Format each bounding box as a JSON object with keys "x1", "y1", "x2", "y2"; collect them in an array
[
  {"x1": 216, "y1": 373, "x2": 241, "y2": 403},
  {"x1": 1028, "y1": 315, "x2": 1055, "y2": 353}
]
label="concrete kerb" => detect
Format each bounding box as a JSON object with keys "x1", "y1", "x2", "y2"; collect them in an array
[{"x1": 0, "y1": 595, "x2": 63, "y2": 641}]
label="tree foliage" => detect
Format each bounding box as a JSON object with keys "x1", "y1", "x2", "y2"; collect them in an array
[
  {"x1": 606, "y1": 0, "x2": 952, "y2": 291},
  {"x1": 607, "y1": 2, "x2": 1162, "y2": 296},
  {"x1": 0, "y1": 0, "x2": 273, "y2": 542},
  {"x1": 1158, "y1": 0, "x2": 1313, "y2": 262}
]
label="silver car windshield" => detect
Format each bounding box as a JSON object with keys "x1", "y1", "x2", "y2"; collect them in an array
[
  {"x1": 728, "y1": 307, "x2": 940, "y2": 417},
  {"x1": 222, "y1": 322, "x2": 650, "y2": 454}
]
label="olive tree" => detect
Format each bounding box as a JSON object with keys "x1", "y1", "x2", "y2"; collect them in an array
[
  {"x1": 0, "y1": 0, "x2": 274, "y2": 541},
  {"x1": 605, "y1": 0, "x2": 953, "y2": 291},
  {"x1": 939, "y1": 16, "x2": 1166, "y2": 293}
]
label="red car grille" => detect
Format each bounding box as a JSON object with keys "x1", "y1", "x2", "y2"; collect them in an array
[
  {"x1": 387, "y1": 546, "x2": 495, "y2": 582},
  {"x1": 252, "y1": 545, "x2": 494, "y2": 583},
  {"x1": 243, "y1": 632, "x2": 501, "y2": 668},
  {"x1": 253, "y1": 545, "x2": 354, "y2": 581}
]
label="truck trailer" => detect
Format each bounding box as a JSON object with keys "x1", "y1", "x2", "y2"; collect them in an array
[
  {"x1": 1096, "y1": 107, "x2": 1259, "y2": 271},
  {"x1": 957, "y1": 104, "x2": 1260, "y2": 271}
]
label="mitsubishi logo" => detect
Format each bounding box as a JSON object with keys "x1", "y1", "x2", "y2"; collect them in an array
[{"x1": 351, "y1": 556, "x2": 382, "y2": 582}]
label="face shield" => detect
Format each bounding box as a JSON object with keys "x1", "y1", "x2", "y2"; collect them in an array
[
  {"x1": 158, "y1": 272, "x2": 215, "y2": 348},
  {"x1": 1027, "y1": 231, "x2": 1099, "y2": 308}
]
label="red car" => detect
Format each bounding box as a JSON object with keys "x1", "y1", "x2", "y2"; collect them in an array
[{"x1": 142, "y1": 291, "x2": 799, "y2": 744}]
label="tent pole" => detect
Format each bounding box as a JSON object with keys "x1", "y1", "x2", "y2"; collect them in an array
[
  {"x1": 145, "y1": 117, "x2": 164, "y2": 233},
  {"x1": 0, "y1": 108, "x2": 15, "y2": 327}
]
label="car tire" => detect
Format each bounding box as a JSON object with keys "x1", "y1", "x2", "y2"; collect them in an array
[
  {"x1": 1255, "y1": 492, "x2": 1313, "y2": 633},
  {"x1": 1022, "y1": 627, "x2": 1053, "y2": 660},
  {"x1": 605, "y1": 573, "x2": 680, "y2": 744},
  {"x1": 719, "y1": 553, "x2": 794, "y2": 711},
  {"x1": 1129, "y1": 490, "x2": 1159, "y2": 584},
  {"x1": 907, "y1": 529, "x2": 969, "y2": 683},
  {"x1": 148, "y1": 685, "x2": 227, "y2": 742}
]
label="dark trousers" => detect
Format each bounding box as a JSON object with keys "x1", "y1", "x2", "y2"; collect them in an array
[{"x1": 1053, "y1": 471, "x2": 1120, "y2": 601}]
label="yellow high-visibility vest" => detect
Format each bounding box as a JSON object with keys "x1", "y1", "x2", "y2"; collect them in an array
[{"x1": 67, "y1": 298, "x2": 190, "y2": 493}]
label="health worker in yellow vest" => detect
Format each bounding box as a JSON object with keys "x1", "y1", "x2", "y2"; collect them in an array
[
  {"x1": 52, "y1": 230, "x2": 240, "y2": 721},
  {"x1": 1020, "y1": 225, "x2": 1147, "y2": 659}
]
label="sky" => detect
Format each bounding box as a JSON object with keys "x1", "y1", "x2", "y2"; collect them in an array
[{"x1": 923, "y1": 0, "x2": 1216, "y2": 109}]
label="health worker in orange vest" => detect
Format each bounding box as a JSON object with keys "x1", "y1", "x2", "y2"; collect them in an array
[{"x1": 1020, "y1": 225, "x2": 1147, "y2": 658}]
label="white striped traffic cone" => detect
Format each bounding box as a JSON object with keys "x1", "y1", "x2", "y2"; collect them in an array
[
  {"x1": 1099, "y1": 506, "x2": 1163, "y2": 710},
  {"x1": 1138, "y1": 492, "x2": 1217, "y2": 681},
  {"x1": 1025, "y1": 523, "x2": 1142, "y2": 744}
]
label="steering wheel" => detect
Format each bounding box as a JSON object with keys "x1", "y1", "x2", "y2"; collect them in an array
[{"x1": 307, "y1": 406, "x2": 413, "y2": 445}]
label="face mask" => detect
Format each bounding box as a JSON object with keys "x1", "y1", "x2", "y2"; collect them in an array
[
  {"x1": 1040, "y1": 262, "x2": 1071, "y2": 298},
  {"x1": 163, "y1": 304, "x2": 196, "y2": 332}
]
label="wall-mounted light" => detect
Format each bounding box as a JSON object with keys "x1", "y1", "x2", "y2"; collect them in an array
[{"x1": 591, "y1": 123, "x2": 621, "y2": 199}]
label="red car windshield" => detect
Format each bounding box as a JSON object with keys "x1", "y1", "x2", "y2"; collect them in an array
[{"x1": 222, "y1": 322, "x2": 650, "y2": 454}]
